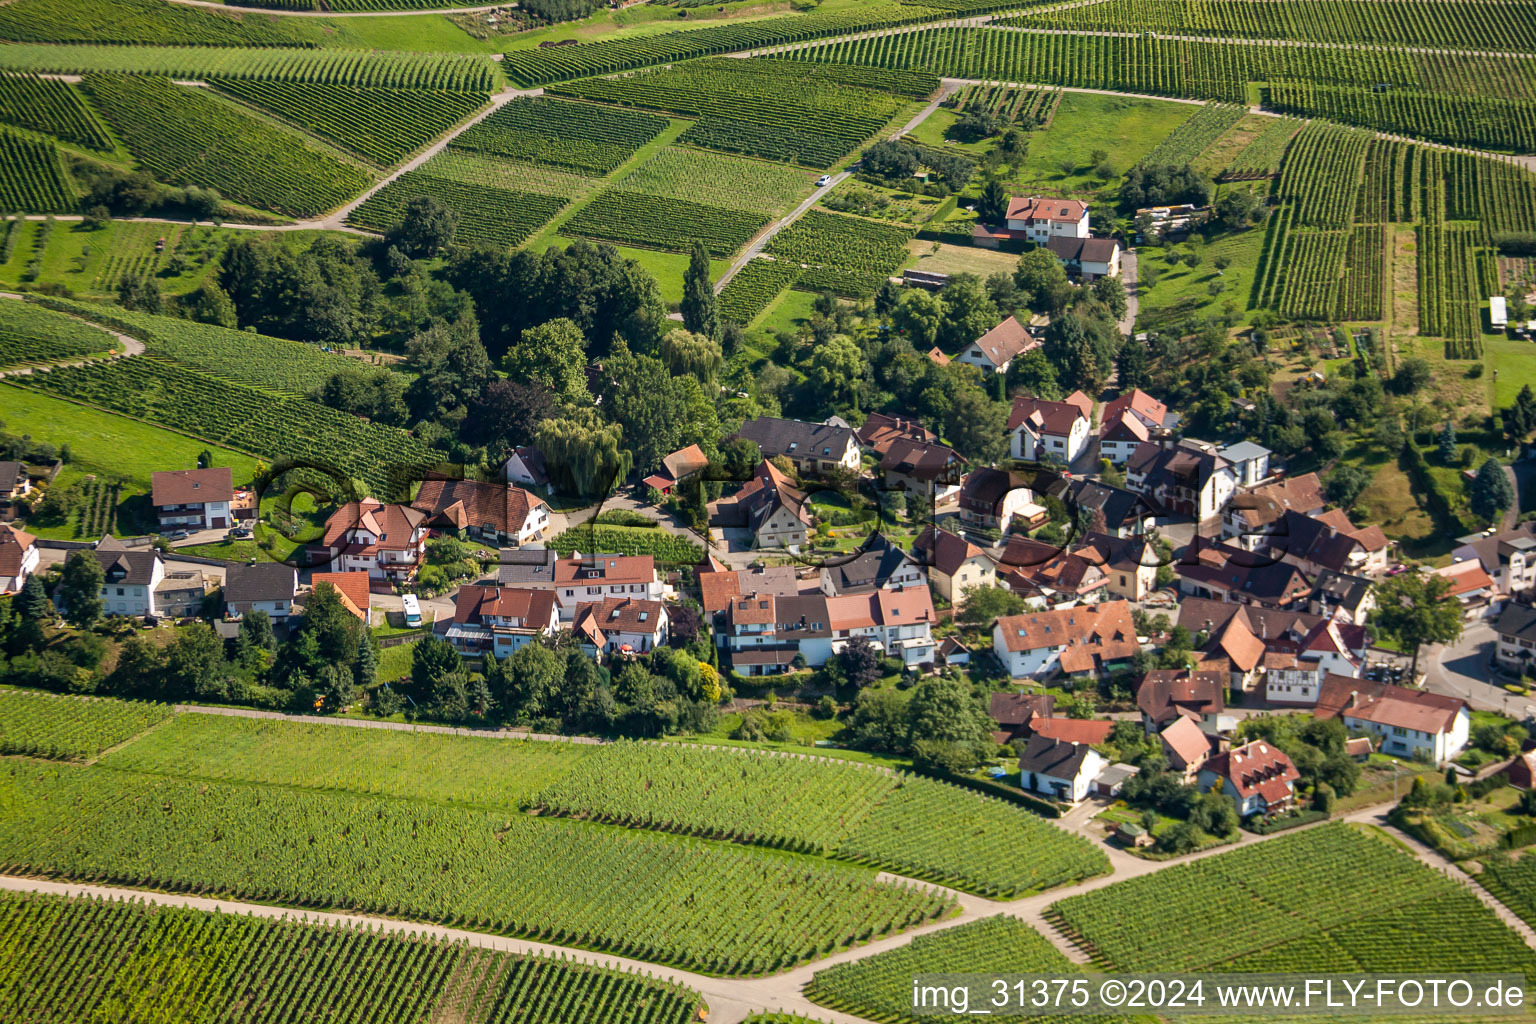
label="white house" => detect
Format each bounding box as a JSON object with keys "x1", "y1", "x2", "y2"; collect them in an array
[
  {"x1": 502, "y1": 446, "x2": 552, "y2": 493},
  {"x1": 320, "y1": 499, "x2": 429, "y2": 580},
  {"x1": 223, "y1": 561, "x2": 298, "y2": 623},
  {"x1": 1197, "y1": 740, "x2": 1299, "y2": 818},
  {"x1": 573, "y1": 596, "x2": 669, "y2": 657},
  {"x1": 1018, "y1": 734, "x2": 1108, "y2": 803},
  {"x1": 992, "y1": 600, "x2": 1140, "y2": 679},
  {"x1": 1494, "y1": 603, "x2": 1536, "y2": 672},
  {"x1": 92, "y1": 538, "x2": 165, "y2": 618},
  {"x1": 552, "y1": 553, "x2": 666, "y2": 621},
  {"x1": 913, "y1": 525, "x2": 996, "y2": 604},
  {"x1": 1004, "y1": 196, "x2": 1089, "y2": 244},
  {"x1": 1126, "y1": 439, "x2": 1237, "y2": 521},
  {"x1": 0, "y1": 524, "x2": 39, "y2": 595},
  {"x1": 957, "y1": 316, "x2": 1039, "y2": 376},
  {"x1": 440, "y1": 584, "x2": 560, "y2": 659},
  {"x1": 152, "y1": 467, "x2": 234, "y2": 531},
  {"x1": 1315, "y1": 677, "x2": 1470, "y2": 763},
  {"x1": 1046, "y1": 236, "x2": 1121, "y2": 281},
  {"x1": 413, "y1": 478, "x2": 550, "y2": 548},
  {"x1": 1007, "y1": 392, "x2": 1093, "y2": 465},
  {"x1": 722, "y1": 586, "x2": 937, "y2": 675},
  {"x1": 1218, "y1": 441, "x2": 1272, "y2": 488}
]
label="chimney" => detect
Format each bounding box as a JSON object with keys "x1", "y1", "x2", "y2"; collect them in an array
[{"x1": 1348, "y1": 689, "x2": 1359, "y2": 709}]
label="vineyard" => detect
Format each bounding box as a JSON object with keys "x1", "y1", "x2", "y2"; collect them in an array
[
  {"x1": 1134, "y1": 102, "x2": 1244, "y2": 169},
  {"x1": 548, "y1": 524, "x2": 705, "y2": 564},
  {"x1": 718, "y1": 258, "x2": 803, "y2": 325},
  {"x1": 422, "y1": 150, "x2": 599, "y2": 200},
  {"x1": 72, "y1": 474, "x2": 119, "y2": 538},
  {"x1": 1471, "y1": 856, "x2": 1536, "y2": 933},
  {"x1": 0, "y1": 300, "x2": 116, "y2": 369},
  {"x1": 350, "y1": 171, "x2": 567, "y2": 250},
  {"x1": 0, "y1": 45, "x2": 497, "y2": 91},
  {"x1": 11, "y1": 356, "x2": 444, "y2": 497},
  {"x1": 764, "y1": 210, "x2": 914, "y2": 297},
  {"x1": 0, "y1": 690, "x2": 169, "y2": 762},
  {"x1": 0, "y1": 890, "x2": 705, "y2": 1024},
  {"x1": 0, "y1": 73, "x2": 110, "y2": 150},
  {"x1": 80, "y1": 75, "x2": 371, "y2": 218},
  {"x1": 0, "y1": 128, "x2": 74, "y2": 212},
  {"x1": 31, "y1": 295, "x2": 358, "y2": 397},
  {"x1": 211, "y1": 80, "x2": 488, "y2": 167},
  {"x1": 0, "y1": 762, "x2": 954, "y2": 976},
  {"x1": 619, "y1": 147, "x2": 813, "y2": 215},
  {"x1": 0, "y1": 0, "x2": 335, "y2": 48},
  {"x1": 1417, "y1": 223, "x2": 1488, "y2": 357},
  {"x1": 1221, "y1": 115, "x2": 1300, "y2": 180},
  {"x1": 1049, "y1": 824, "x2": 1536, "y2": 981},
  {"x1": 805, "y1": 916, "x2": 1111, "y2": 1024},
  {"x1": 451, "y1": 97, "x2": 671, "y2": 176},
  {"x1": 1337, "y1": 224, "x2": 1386, "y2": 321},
  {"x1": 563, "y1": 190, "x2": 769, "y2": 258},
  {"x1": 949, "y1": 81, "x2": 1062, "y2": 126}
]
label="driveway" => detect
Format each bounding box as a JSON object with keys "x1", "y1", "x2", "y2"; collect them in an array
[{"x1": 1426, "y1": 621, "x2": 1536, "y2": 718}]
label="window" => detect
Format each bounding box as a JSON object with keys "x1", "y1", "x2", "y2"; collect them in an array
[{"x1": 116, "y1": 588, "x2": 124, "y2": 596}]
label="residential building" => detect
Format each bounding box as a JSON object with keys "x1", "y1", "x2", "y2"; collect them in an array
[
  {"x1": 1200, "y1": 611, "x2": 1266, "y2": 693},
  {"x1": 1261, "y1": 509, "x2": 1390, "y2": 580},
  {"x1": 996, "y1": 535, "x2": 1110, "y2": 607},
  {"x1": 1450, "y1": 523, "x2": 1536, "y2": 599},
  {"x1": 151, "y1": 467, "x2": 234, "y2": 531},
  {"x1": 1031, "y1": 716, "x2": 1115, "y2": 746},
  {"x1": 988, "y1": 691, "x2": 1054, "y2": 746},
  {"x1": 412, "y1": 478, "x2": 550, "y2": 547},
  {"x1": 1076, "y1": 532, "x2": 1159, "y2": 602},
  {"x1": 957, "y1": 315, "x2": 1041, "y2": 376},
  {"x1": 958, "y1": 468, "x2": 1044, "y2": 532},
  {"x1": 154, "y1": 569, "x2": 208, "y2": 620},
  {"x1": 699, "y1": 564, "x2": 799, "y2": 640},
  {"x1": 912, "y1": 525, "x2": 996, "y2": 604},
  {"x1": 1313, "y1": 676, "x2": 1470, "y2": 762},
  {"x1": 1003, "y1": 196, "x2": 1090, "y2": 244},
  {"x1": 992, "y1": 600, "x2": 1139, "y2": 679},
  {"x1": 1432, "y1": 560, "x2": 1499, "y2": 619},
  {"x1": 497, "y1": 547, "x2": 558, "y2": 588},
  {"x1": 319, "y1": 499, "x2": 428, "y2": 580},
  {"x1": 1126, "y1": 439, "x2": 1237, "y2": 521},
  {"x1": 855, "y1": 413, "x2": 935, "y2": 458},
  {"x1": 1160, "y1": 715, "x2": 1213, "y2": 780},
  {"x1": 309, "y1": 571, "x2": 373, "y2": 624},
  {"x1": 1062, "y1": 478, "x2": 1155, "y2": 537},
  {"x1": 1309, "y1": 568, "x2": 1376, "y2": 626},
  {"x1": 1046, "y1": 235, "x2": 1121, "y2": 280},
  {"x1": 879, "y1": 438, "x2": 965, "y2": 507},
  {"x1": 1218, "y1": 441, "x2": 1272, "y2": 488},
  {"x1": 819, "y1": 534, "x2": 925, "y2": 596},
  {"x1": 0, "y1": 523, "x2": 39, "y2": 595},
  {"x1": 731, "y1": 417, "x2": 860, "y2": 475},
  {"x1": 720, "y1": 586, "x2": 936, "y2": 674},
  {"x1": 1136, "y1": 669, "x2": 1230, "y2": 734},
  {"x1": 501, "y1": 446, "x2": 551, "y2": 492},
  {"x1": 641, "y1": 444, "x2": 710, "y2": 496},
  {"x1": 1007, "y1": 392, "x2": 1093, "y2": 464},
  {"x1": 552, "y1": 553, "x2": 665, "y2": 622},
  {"x1": 1221, "y1": 472, "x2": 1326, "y2": 549},
  {"x1": 440, "y1": 584, "x2": 559, "y2": 658},
  {"x1": 1018, "y1": 734, "x2": 1107, "y2": 803},
  {"x1": 1175, "y1": 539, "x2": 1313, "y2": 608},
  {"x1": 223, "y1": 562, "x2": 298, "y2": 622},
  {"x1": 1197, "y1": 740, "x2": 1299, "y2": 818},
  {"x1": 1099, "y1": 389, "x2": 1176, "y2": 466},
  {"x1": 573, "y1": 597, "x2": 669, "y2": 657},
  {"x1": 710, "y1": 460, "x2": 812, "y2": 552},
  {"x1": 0, "y1": 461, "x2": 30, "y2": 508},
  {"x1": 1494, "y1": 603, "x2": 1536, "y2": 672},
  {"x1": 92, "y1": 537, "x2": 165, "y2": 618}
]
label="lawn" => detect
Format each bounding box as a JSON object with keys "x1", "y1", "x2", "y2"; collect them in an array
[
  {"x1": 322, "y1": 14, "x2": 497, "y2": 55},
  {"x1": 1134, "y1": 227, "x2": 1266, "y2": 327},
  {"x1": 903, "y1": 239, "x2": 1019, "y2": 279},
  {"x1": 0, "y1": 384, "x2": 260, "y2": 488},
  {"x1": 1486, "y1": 334, "x2": 1536, "y2": 411},
  {"x1": 1005, "y1": 92, "x2": 1200, "y2": 202},
  {"x1": 754, "y1": 287, "x2": 820, "y2": 336},
  {"x1": 376, "y1": 639, "x2": 418, "y2": 684},
  {"x1": 902, "y1": 107, "x2": 991, "y2": 158}
]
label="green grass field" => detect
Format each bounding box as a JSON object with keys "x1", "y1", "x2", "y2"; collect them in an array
[
  {"x1": 1009, "y1": 92, "x2": 1199, "y2": 200},
  {"x1": 1135, "y1": 227, "x2": 1267, "y2": 326}
]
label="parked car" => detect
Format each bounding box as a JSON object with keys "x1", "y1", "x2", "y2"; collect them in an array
[
  {"x1": 163, "y1": 529, "x2": 189, "y2": 541},
  {"x1": 228, "y1": 526, "x2": 252, "y2": 539},
  {"x1": 816, "y1": 174, "x2": 832, "y2": 187}
]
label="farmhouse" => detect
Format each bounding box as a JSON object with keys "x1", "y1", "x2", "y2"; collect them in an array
[
  {"x1": 0, "y1": 523, "x2": 39, "y2": 595},
  {"x1": 1018, "y1": 734, "x2": 1107, "y2": 803},
  {"x1": 957, "y1": 315, "x2": 1040, "y2": 376},
  {"x1": 992, "y1": 600, "x2": 1139, "y2": 679},
  {"x1": 412, "y1": 478, "x2": 549, "y2": 548},
  {"x1": 731, "y1": 416, "x2": 860, "y2": 475},
  {"x1": 1197, "y1": 740, "x2": 1299, "y2": 818},
  {"x1": 1007, "y1": 392, "x2": 1093, "y2": 464},
  {"x1": 152, "y1": 467, "x2": 234, "y2": 531},
  {"x1": 1314, "y1": 677, "x2": 1470, "y2": 762},
  {"x1": 319, "y1": 499, "x2": 428, "y2": 580},
  {"x1": 1003, "y1": 196, "x2": 1090, "y2": 244}
]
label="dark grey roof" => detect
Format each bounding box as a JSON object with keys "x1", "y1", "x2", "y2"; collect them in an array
[
  {"x1": 1311, "y1": 568, "x2": 1372, "y2": 612},
  {"x1": 497, "y1": 546, "x2": 557, "y2": 585},
  {"x1": 1496, "y1": 603, "x2": 1536, "y2": 642},
  {"x1": 1046, "y1": 235, "x2": 1119, "y2": 265},
  {"x1": 0, "y1": 461, "x2": 22, "y2": 485},
  {"x1": 821, "y1": 536, "x2": 913, "y2": 595},
  {"x1": 1068, "y1": 479, "x2": 1151, "y2": 534},
  {"x1": 93, "y1": 548, "x2": 160, "y2": 586},
  {"x1": 732, "y1": 417, "x2": 856, "y2": 461},
  {"x1": 1018, "y1": 733, "x2": 1096, "y2": 778},
  {"x1": 224, "y1": 562, "x2": 297, "y2": 604}
]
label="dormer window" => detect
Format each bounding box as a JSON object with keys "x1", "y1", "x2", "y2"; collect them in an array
[{"x1": 638, "y1": 611, "x2": 648, "y2": 622}]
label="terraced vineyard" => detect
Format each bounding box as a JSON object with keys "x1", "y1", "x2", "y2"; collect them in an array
[
  {"x1": 564, "y1": 190, "x2": 769, "y2": 257},
  {"x1": 950, "y1": 81, "x2": 1062, "y2": 125},
  {"x1": 0, "y1": 0, "x2": 336, "y2": 47},
  {"x1": 1050, "y1": 824, "x2": 1536, "y2": 981},
  {"x1": 12, "y1": 356, "x2": 444, "y2": 497},
  {"x1": 351, "y1": 171, "x2": 568, "y2": 250},
  {"x1": 0, "y1": 690, "x2": 170, "y2": 762},
  {"x1": 0, "y1": 73, "x2": 110, "y2": 150},
  {"x1": 211, "y1": 81, "x2": 488, "y2": 166},
  {"x1": 0, "y1": 762, "x2": 953, "y2": 976},
  {"x1": 764, "y1": 209, "x2": 914, "y2": 297},
  {"x1": 718, "y1": 258, "x2": 803, "y2": 325},
  {"x1": 0, "y1": 301, "x2": 117, "y2": 369},
  {"x1": 0, "y1": 127, "x2": 74, "y2": 212},
  {"x1": 0, "y1": 45, "x2": 496, "y2": 90},
  {"x1": 80, "y1": 75, "x2": 370, "y2": 218},
  {"x1": 0, "y1": 890, "x2": 705, "y2": 1024},
  {"x1": 451, "y1": 96, "x2": 671, "y2": 176},
  {"x1": 1222, "y1": 115, "x2": 1300, "y2": 180},
  {"x1": 619, "y1": 146, "x2": 813, "y2": 214},
  {"x1": 1418, "y1": 223, "x2": 1488, "y2": 357}
]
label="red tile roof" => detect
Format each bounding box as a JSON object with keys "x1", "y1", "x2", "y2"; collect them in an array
[
  {"x1": 1031, "y1": 717, "x2": 1114, "y2": 746},
  {"x1": 152, "y1": 467, "x2": 234, "y2": 507},
  {"x1": 995, "y1": 601, "x2": 1139, "y2": 668},
  {"x1": 1006, "y1": 196, "x2": 1088, "y2": 223},
  {"x1": 1160, "y1": 714, "x2": 1211, "y2": 767},
  {"x1": 452, "y1": 584, "x2": 558, "y2": 627},
  {"x1": 555, "y1": 553, "x2": 656, "y2": 586},
  {"x1": 1007, "y1": 394, "x2": 1090, "y2": 436},
  {"x1": 311, "y1": 572, "x2": 371, "y2": 619},
  {"x1": 0, "y1": 523, "x2": 36, "y2": 578},
  {"x1": 1314, "y1": 676, "x2": 1465, "y2": 736},
  {"x1": 322, "y1": 499, "x2": 426, "y2": 551},
  {"x1": 1204, "y1": 740, "x2": 1299, "y2": 802},
  {"x1": 968, "y1": 316, "x2": 1038, "y2": 368},
  {"x1": 413, "y1": 478, "x2": 545, "y2": 537}
]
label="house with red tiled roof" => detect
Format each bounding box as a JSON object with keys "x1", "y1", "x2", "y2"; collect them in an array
[
  {"x1": 309, "y1": 571, "x2": 373, "y2": 625},
  {"x1": 913, "y1": 525, "x2": 995, "y2": 603},
  {"x1": 1099, "y1": 390, "x2": 1176, "y2": 465},
  {"x1": 856, "y1": 413, "x2": 935, "y2": 458},
  {"x1": 1004, "y1": 196, "x2": 1090, "y2": 243},
  {"x1": 1160, "y1": 714, "x2": 1214, "y2": 780},
  {"x1": 992, "y1": 600, "x2": 1139, "y2": 679},
  {"x1": 698, "y1": 565, "x2": 798, "y2": 639},
  {"x1": 996, "y1": 535, "x2": 1110, "y2": 608},
  {"x1": 1432, "y1": 560, "x2": 1499, "y2": 619},
  {"x1": 958, "y1": 315, "x2": 1041, "y2": 375},
  {"x1": 1221, "y1": 472, "x2": 1326, "y2": 550},
  {"x1": 320, "y1": 499, "x2": 429, "y2": 580},
  {"x1": 553, "y1": 553, "x2": 666, "y2": 621},
  {"x1": 1201, "y1": 610, "x2": 1267, "y2": 693},
  {"x1": 412, "y1": 477, "x2": 550, "y2": 548},
  {"x1": 641, "y1": 444, "x2": 710, "y2": 497},
  {"x1": 572, "y1": 596, "x2": 668, "y2": 658},
  {"x1": 1314, "y1": 675, "x2": 1470, "y2": 762},
  {"x1": 439, "y1": 584, "x2": 559, "y2": 658},
  {"x1": 1136, "y1": 668, "x2": 1230, "y2": 734},
  {"x1": 1007, "y1": 392, "x2": 1093, "y2": 465},
  {"x1": 1198, "y1": 740, "x2": 1299, "y2": 818},
  {"x1": 0, "y1": 523, "x2": 39, "y2": 595},
  {"x1": 989, "y1": 691, "x2": 1055, "y2": 745},
  {"x1": 720, "y1": 585, "x2": 937, "y2": 674},
  {"x1": 1032, "y1": 716, "x2": 1115, "y2": 746},
  {"x1": 1175, "y1": 538, "x2": 1313, "y2": 609}
]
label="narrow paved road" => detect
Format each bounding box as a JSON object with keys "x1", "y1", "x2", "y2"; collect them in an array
[
  {"x1": 162, "y1": 0, "x2": 514, "y2": 17},
  {"x1": 713, "y1": 172, "x2": 849, "y2": 293}
]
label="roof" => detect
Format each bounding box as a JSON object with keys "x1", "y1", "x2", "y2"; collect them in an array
[
  {"x1": 311, "y1": 572, "x2": 371, "y2": 620},
  {"x1": 1210, "y1": 612, "x2": 1265, "y2": 671},
  {"x1": 1160, "y1": 714, "x2": 1212, "y2": 766},
  {"x1": 643, "y1": 444, "x2": 710, "y2": 490},
  {"x1": 732, "y1": 416, "x2": 856, "y2": 461},
  {"x1": 913, "y1": 525, "x2": 987, "y2": 577},
  {"x1": 1228, "y1": 473, "x2": 1326, "y2": 530},
  {"x1": 497, "y1": 546, "x2": 558, "y2": 585},
  {"x1": 555, "y1": 553, "x2": 656, "y2": 586},
  {"x1": 879, "y1": 438, "x2": 964, "y2": 482},
  {"x1": 1101, "y1": 409, "x2": 1151, "y2": 445},
  {"x1": 1496, "y1": 602, "x2": 1536, "y2": 642},
  {"x1": 1101, "y1": 389, "x2": 1169, "y2": 431},
  {"x1": 1203, "y1": 740, "x2": 1299, "y2": 802},
  {"x1": 1176, "y1": 539, "x2": 1313, "y2": 606},
  {"x1": 822, "y1": 536, "x2": 919, "y2": 595},
  {"x1": 573, "y1": 597, "x2": 666, "y2": 641},
  {"x1": 994, "y1": 601, "x2": 1139, "y2": 670},
  {"x1": 698, "y1": 565, "x2": 798, "y2": 616},
  {"x1": 1031, "y1": 717, "x2": 1114, "y2": 746},
  {"x1": 92, "y1": 545, "x2": 160, "y2": 587},
  {"x1": 1017, "y1": 733, "x2": 1098, "y2": 779},
  {"x1": 1314, "y1": 676, "x2": 1466, "y2": 736},
  {"x1": 506, "y1": 445, "x2": 549, "y2": 487},
  {"x1": 1007, "y1": 394, "x2": 1090, "y2": 437},
  {"x1": 1046, "y1": 235, "x2": 1120, "y2": 265},
  {"x1": 151, "y1": 467, "x2": 234, "y2": 507},
  {"x1": 1006, "y1": 196, "x2": 1088, "y2": 223},
  {"x1": 322, "y1": 499, "x2": 426, "y2": 551},
  {"x1": 0, "y1": 461, "x2": 21, "y2": 487},
  {"x1": 1137, "y1": 669, "x2": 1227, "y2": 726},
  {"x1": 856, "y1": 413, "x2": 935, "y2": 454},
  {"x1": 997, "y1": 536, "x2": 1105, "y2": 595},
  {"x1": 413, "y1": 478, "x2": 545, "y2": 537},
  {"x1": 1067, "y1": 478, "x2": 1151, "y2": 534},
  {"x1": 967, "y1": 316, "x2": 1038, "y2": 368},
  {"x1": 1219, "y1": 441, "x2": 1271, "y2": 465},
  {"x1": 926, "y1": 346, "x2": 950, "y2": 366},
  {"x1": 1435, "y1": 559, "x2": 1495, "y2": 597},
  {"x1": 0, "y1": 523, "x2": 36, "y2": 577},
  {"x1": 451, "y1": 584, "x2": 558, "y2": 627},
  {"x1": 959, "y1": 467, "x2": 1032, "y2": 518},
  {"x1": 224, "y1": 562, "x2": 297, "y2": 604},
  {"x1": 990, "y1": 691, "x2": 1055, "y2": 727},
  {"x1": 1177, "y1": 598, "x2": 1324, "y2": 644}
]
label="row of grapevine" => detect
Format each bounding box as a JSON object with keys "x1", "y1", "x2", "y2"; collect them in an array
[
  {"x1": 0, "y1": 73, "x2": 111, "y2": 150},
  {"x1": 11, "y1": 356, "x2": 446, "y2": 498},
  {"x1": 547, "y1": 524, "x2": 706, "y2": 564},
  {"x1": 563, "y1": 190, "x2": 769, "y2": 258},
  {"x1": 1133, "y1": 101, "x2": 1244, "y2": 169},
  {"x1": 211, "y1": 80, "x2": 488, "y2": 167},
  {"x1": 0, "y1": 690, "x2": 170, "y2": 762},
  {"x1": 950, "y1": 81, "x2": 1061, "y2": 125},
  {"x1": 223, "y1": 0, "x2": 492, "y2": 9},
  {"x1": 677, "y1": 117, "x2": 853, "y2": 170},
  {"x1": 80, "y1": 75, "x2": 371, "y2": 218},
  {"x1": 0, "y1": 0, "x2": 334, "y2": 48},
  {"x1": 618, "y1": 147, "x2": 813, "y2": 216},
  {"x1": 0, "y1": 299, "x2": 116, "y2": 369},
  {"x1": 451, "y1": 96, "x2": 671, "y2": 176},
  {"x1": 1270, "y1": 79, "x2": 1536, "y2": 154},
  {"x1": 425, "y1": 149, "x2": 599, "y2": 199},
  {"x1": 350, "y1": 170, "x2": 568, "y2": 250},
  {"x1": 0, "y1": 762, "x2": 954, "y2": 976},
  {"x1": 0, "y1": 890, "x2": 704, "y2": 1024},
  {"x1": 764, "y1": 210, "x2": 914, "y2": 298},
  {"x1": 1418, "y1": 223, "x2": 1487, "y2": 356},
  {"x1": 1221, "y1": 115, "x2": 1299, "y2": 180},
  {"x1": 1337, "y1": 223, "x2": 1386, "y2": 321},
  {"x1": 0, "y1": 44, "x2": 496, "y2": 91},
  {"x1": 72, "y1": 475, "x2": 118, "y2": 538},
  {"x1": 0, "y1": 127, "x2": 75, "y2": 212},
  {"x1": 718, "y1": 258, "x2": 803, "y2": 326}
]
